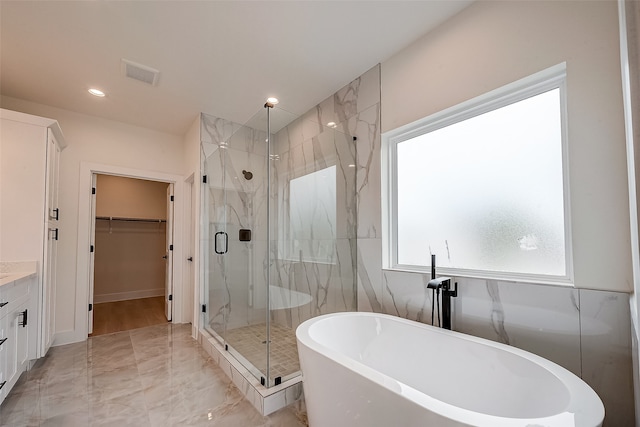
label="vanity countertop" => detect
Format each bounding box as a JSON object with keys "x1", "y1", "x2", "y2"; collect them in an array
[
  {"x1": 0, "y1": 271, "x2": 36, "y2": 287},
  {"x1": 0, "y1": 261, "x2": 37, "y2": 287}
]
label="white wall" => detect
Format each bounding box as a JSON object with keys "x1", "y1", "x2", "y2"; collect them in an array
[
  {"x1": 381, "y1": 0, "x2": 632, "y2": 293},
  {"x1": 0, "y1": 96, "x2": 186, "y2": 342},
  {"x1": 182, "y1": 115, "x2": 201, "y2": 335},
  {"x1": 95, "y1": 174, "x2": 169, "y2": 220}
]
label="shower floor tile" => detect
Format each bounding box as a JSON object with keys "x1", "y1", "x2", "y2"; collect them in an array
[{"x1": 225, "y1": 323, "x2": 300, "y2": 380}]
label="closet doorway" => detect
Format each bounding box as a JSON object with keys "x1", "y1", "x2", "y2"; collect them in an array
[{"x1": 88, "y1": 174, "x2": 174, "y2": 336}]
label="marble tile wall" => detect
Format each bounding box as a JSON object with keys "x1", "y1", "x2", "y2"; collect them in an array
[
  {"x1": 268, "y1": 71, "x2": 368, "y2": 331},
  {"x1": 348, "y1": 65, "x2": 636, "y2": 425}
]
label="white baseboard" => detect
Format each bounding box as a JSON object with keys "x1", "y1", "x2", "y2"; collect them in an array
[
  {"x1": 53, "y1": 329, "x2": 85, "y2": 347},
  {"x1": 94, "y1": 288, "x2": 164, "y2": 304}
]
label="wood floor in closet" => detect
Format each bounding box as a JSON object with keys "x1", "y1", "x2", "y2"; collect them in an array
[{"x1": 90, "y1": 296, "x2": 167, "y2": 336}]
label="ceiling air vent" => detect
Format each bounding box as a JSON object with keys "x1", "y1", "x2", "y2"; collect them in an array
[{"x1": 121, "y1": 59, "x2": 160, "y2": 86}]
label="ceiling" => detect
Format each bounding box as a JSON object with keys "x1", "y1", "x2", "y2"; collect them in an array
[{"x1": 0, "y1": 1, "x2": 472, "y2": 136}]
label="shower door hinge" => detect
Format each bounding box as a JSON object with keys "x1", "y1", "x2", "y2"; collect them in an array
[
  {"x1": 170, "y1": 195, "x2": 174, "y2": 202},
  {"x1": 275, "y1": 377, "x2": 282, "y2": 386},
  {"x1": 92, "y1": 187, "x2": 96, "y2": 195},
  {"x1": 169, "y1": 244, "x2": 173, "y2": 251},
  {"x1": 88, "y1": 303, "x2": 93, "y2": 312},
  {"x1": 261, "y1": 377, "x2": 265, "y2": 386},
  {"x1": 202, "y1": 175, "x2": 207, "y2": 183},
  {"x1": 225, "y1": 344, "x2": 228, "y2": 351},
  {"x1": 353, "y1": 136, "x2": 357, "y2": 142},
  {"x1": 168, "y1": 294, "x2": 172, "y2": 301},
  {"x1": 90, "y1": 245, "x2": 94, "y2": 253},
  {"x1": 201, "y1": 304, "x2": 206, "y2": 313}
]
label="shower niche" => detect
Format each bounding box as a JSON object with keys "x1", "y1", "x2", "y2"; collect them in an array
[{"x1": 200, "y1": 104, "x2": 357, "y2": 394}]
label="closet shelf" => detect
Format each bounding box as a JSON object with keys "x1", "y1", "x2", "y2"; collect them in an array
[{"x1": 96, "y1": 216, "x2": 166, "y2": 223}]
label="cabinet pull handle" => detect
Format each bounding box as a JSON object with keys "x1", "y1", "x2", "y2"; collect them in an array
[
  {"x1": 52, "y1": 208, "x2": 59, "y2": 221},
  {"x1": 0, "y1": 302, "x2": 7, "y2": 308},
  {"x1": 0, "y1": 381, "x2": 6, "y2": 390},
  {"x1": 49, "y1": 228, "x2": 59, "y2": 241},
  {"x1": 0, "y1": 338, "x2": 7, "y2": 346},
  {"x1": 19, "y1": 309, "x2": 27, "y2": 327}
]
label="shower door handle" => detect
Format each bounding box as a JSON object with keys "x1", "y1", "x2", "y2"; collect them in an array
[{"x1": 215, "y1": 231, "x2": 228, "y2": 254}]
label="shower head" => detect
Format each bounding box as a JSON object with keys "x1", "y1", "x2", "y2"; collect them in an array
[{"x1": 242, "y1": 170, "x2": 253, "y2": 180}]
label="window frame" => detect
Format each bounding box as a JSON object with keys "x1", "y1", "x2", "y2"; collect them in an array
[{"x1": 382, "y1": 63, "x2": 574, "y2": 286}]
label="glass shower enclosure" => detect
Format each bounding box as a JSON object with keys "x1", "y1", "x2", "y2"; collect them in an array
[{"x1": 201, "y1": 104, "x2": 357, "y2": 387}]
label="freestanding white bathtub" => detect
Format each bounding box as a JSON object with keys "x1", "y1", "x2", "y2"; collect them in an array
[{"x1": 296, "y1": 312, "x2": 604, "y2": 427}]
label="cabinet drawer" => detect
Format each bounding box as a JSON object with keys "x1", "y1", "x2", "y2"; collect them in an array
[{"x1": 0, "y1": 278, "x2": 30, "y2": 315}]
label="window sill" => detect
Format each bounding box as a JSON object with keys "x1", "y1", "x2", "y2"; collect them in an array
[{"x1": 383, "y1": 265, "x2": 575, "y2": 289}]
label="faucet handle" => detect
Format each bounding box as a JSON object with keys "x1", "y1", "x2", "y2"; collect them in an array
[
  {"x1": 444, "y1": 281, "x2": 458, "y2": 297},
  {"x1": 427, "y1": 277, "x2": 451, "y2": 289}
]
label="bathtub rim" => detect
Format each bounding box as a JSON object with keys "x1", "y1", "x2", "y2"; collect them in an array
[{"x1": 296, "y1": 311, "x2": 604, "y2": 427}]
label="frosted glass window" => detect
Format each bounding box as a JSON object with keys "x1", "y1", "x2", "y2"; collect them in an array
[
  {"x1": 395, "y1": 88, "x2": 567, "y2": 277},
  {"x1": 287, "y1": 166, "x2": 336, "y2": 263}
]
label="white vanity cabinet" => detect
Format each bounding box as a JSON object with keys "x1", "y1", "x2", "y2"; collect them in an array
[
  {"x1": 0, "y1": 276, "x2": 31, "y2": 405},
  {"x1": 0, "y1": 109, "x2": 66, "y2": 361}
]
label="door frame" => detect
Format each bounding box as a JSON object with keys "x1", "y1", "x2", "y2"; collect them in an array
[
  {"x1": 73, "y1": 162, "x2": 184, "y2": 342},
  {"x1": 183, "y1": 174, "x2": 195, "y2": 327},
  {"x1": 165, "y1": 183, "x2": 175, "y2": 321}
]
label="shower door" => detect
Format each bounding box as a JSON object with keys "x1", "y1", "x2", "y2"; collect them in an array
[
  {"x1": 202, "y1": 110, "x2": 270, "y2": 383},
  {"x1": 201, "y1": 136, "x2": 229, "y2": 342}
]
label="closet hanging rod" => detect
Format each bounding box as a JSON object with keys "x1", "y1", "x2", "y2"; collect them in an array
[{"x1": 96, "y1": 216, "x2": 166, "y2": 223}]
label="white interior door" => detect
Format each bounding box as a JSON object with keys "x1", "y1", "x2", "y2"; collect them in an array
[
  {"x1": 88, "y1": 173, "x2": 97, "y2": 335},
  {"x1": 165, "y1": 184, "x2": 174, "y2": 321}
]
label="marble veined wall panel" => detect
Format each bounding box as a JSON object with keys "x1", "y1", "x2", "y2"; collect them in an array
[
  {"x1": 269, "y1": 69, "x2": 367, "y2": 331},
  {"x1": 376, "y1": 270, "x2": 634, "y2": 424},
  {"x1": 580, "y1": 289, "x2": 634, "y2": 427},
  {"x1": 453, "y1": 278, "x2": 582, "y2": 376},
  {"x1": 356, "y1": 238, "x2": 383, "y2": 313},
  {"x1": 382, "y1": 269, "x2": 437, "y2": 325},
  {"x1": 345, "y1": 104, "x2": 381, "y2": 239},
  {"x1": 201, "y1": 113, "x2": 239, "y2": 145},
  {"x1": 334, "y1": 64, "x2": 380, "y2": 125},
  {"x1": 271, "y1": 238, "x2": 356, "y2": 331}
]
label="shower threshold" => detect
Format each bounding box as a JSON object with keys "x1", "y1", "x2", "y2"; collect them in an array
[{"x1": 199, "y1": 329, "x2": 304, "y2": 416}]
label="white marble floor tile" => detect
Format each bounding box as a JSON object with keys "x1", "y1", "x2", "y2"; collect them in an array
[{"x1": 0, "y1": 324, "x2": 306, "y2": 427}]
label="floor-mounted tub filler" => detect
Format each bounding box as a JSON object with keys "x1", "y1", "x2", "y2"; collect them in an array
[{"x1": 296, "y1": 312, "x2": 604, "y2": 427}]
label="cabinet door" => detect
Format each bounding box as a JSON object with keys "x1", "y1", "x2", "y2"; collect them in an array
[
  {"x1": 0, "y1": 314, "x2": 7, "y2": 403},
  {"x1": 46, "y1": 130, "x2": 60, "y2": 221},
  {"x1": 3, "y1": 310, "x2": 17, "y2": 392},
  {"x1": 0, "y1": 301, "x2": 29, "y2": 406},
  {"x1": 41, "y1": 129, "x2": 59, "y2": 357},
  {"x1": 15, "y1": 303, "x2": 28, "y2": 374},
  {"x1": 41, "y1": 230, "x2": 56, "y2": 356}
]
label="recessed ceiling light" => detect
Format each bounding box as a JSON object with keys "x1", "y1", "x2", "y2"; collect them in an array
[
  {"x1": 327, "y1": 122, "x2": 337, "y2": 128},
  {"x1": 266, "y1": 97, "x2": 279, "y2": 105},
  {"x1": 88, "y1": 88, "x2": 106, "y2": 97},
  {"x1": 348, "y1": 164, "x2": 356, "y2": 168}
]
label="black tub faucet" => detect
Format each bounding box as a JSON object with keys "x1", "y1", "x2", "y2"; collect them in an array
[{"x1": 427, "y1": 254, "x2": 458, "y2": 330}]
